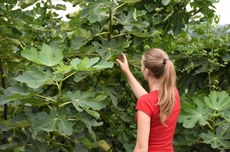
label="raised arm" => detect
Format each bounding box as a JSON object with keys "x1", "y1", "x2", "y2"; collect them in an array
[{"x1": 116, "y1": 53, "x2": 147, "y2": 99}]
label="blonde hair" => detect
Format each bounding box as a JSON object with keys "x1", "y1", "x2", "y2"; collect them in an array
[{"x1": 143, "y1": 48, "x2": 176, "y2": 124}]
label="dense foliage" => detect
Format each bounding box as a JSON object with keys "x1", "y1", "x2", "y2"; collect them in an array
[{"x1": 0, "y1": 0, "x2": 229, "y2": 151}]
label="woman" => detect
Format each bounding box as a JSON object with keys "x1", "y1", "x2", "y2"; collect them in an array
[{"x1": 116, "y1": 48, "x2": 180, "y2": 152}]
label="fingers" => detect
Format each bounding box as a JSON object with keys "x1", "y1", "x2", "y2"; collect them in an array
[
  {"x1": 117, "y1": 53, "x2": 128, "y2": 67},
  {"x1": 116, "y1": 58, "x2": 122, "y2": 65},
  {"x1": 118, "y1": 53, "x2": 124, "y2": 61},
  {"x1": 119, "y1": 53, "x2": 127, "y2": 63},
  {"x1": 117, "y1": 53, "x2": 130, "y2": 73}
]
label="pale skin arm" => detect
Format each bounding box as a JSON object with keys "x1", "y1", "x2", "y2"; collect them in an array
[
  {"x1": 134, "y1": 111, "x2": 151, "y2": 152},
  {"x1": 116, "y1": 53, "x2": 148, "y2": 99}
]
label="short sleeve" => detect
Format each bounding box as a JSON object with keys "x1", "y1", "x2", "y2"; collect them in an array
[{"x1": 136, "y1": 95, "x2": 152, "y2": 117}]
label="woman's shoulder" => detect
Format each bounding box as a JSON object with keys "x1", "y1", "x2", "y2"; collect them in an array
[{"x1": 138, "y1": 91, "x2": 158, "y2": 103}]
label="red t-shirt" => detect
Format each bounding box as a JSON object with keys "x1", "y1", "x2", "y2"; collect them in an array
[{"x1": 135, "y1": 89, "x2": 180, "y2": 152}]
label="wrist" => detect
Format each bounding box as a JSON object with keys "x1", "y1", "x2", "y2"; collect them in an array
[{"x1": 124, "y1": 69, "x2": 133, "y2": 77}]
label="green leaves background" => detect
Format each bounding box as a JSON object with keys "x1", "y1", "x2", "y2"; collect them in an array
[
  {"x1": 0, "y1": 0, "x2": 230, "y2": 151},
  {"x1": 177, "y1": 91, "x2": 230, "y2": 150}
]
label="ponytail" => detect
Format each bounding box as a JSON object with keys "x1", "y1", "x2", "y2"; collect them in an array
[{"x1": 158, "y1": 59, "x2": 176, "y2": 124}]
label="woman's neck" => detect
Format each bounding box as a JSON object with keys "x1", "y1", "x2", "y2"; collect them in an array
[{"x1": 148, "y1": 77, "x2": 161, "y2": 91}]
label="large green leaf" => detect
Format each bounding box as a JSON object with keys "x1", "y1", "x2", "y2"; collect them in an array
[
  {"x1": 32, "y1": 111, "x2": 74, "y2": 136},
  {"x1": 70, "y1": 57, "x2": 114, "y2": 71},
  {"x1": 32, "y1": 111, "x2": 57, "y2": 133},
  {"x1": 58, "y1": 117, "x2": 74, "y2": 136},
  {"x1": 66, "y1": 91, "x2": 107, "y2": 110},
  {"x1": 15, "y1": 70, "x2": 54, "y2": 89},
  {"x1": 80, "y1": 2, "x2": 109, "y2": 23},
  {"x1": 0, "y1": 115, "x2": 31, "y2": 131},
  {"x1": 65, "y1": 91, "x2": 107, "y2": 118},
  {"x1": 21, "y1": 44, "x2": 63, "y2": 66},
  {"x1": 86, "y1": 57, "x2": 100, "y2": 68},
  {"x1": 93, "y1": 39, "x2": 131, "y2": 60},
  {"x1": 200, "y1": 131, "x2": 230, "y2": 149},
  {"x1": 0, "y1": 85, "x2": 31, "y2": 104},
  {"x1": 75, "y1": 57, "x2": 99, "y2": 70},
  {"x1": 93, "y1": 60, "x2": 114, "y2": 70},
  {"x1": 70, "y1": 28, "x2": 93, "y2": 50},
  {"x1": 204, "y1": 91, "x2": 230, "y2": 111},
  {"x1": 116, "y1": 11, "x2": 149, "y2": 32},
  {"x1": 178, "y1": 97, "x2": 210, "y2": 128}
]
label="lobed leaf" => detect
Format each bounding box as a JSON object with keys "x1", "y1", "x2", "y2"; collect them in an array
[
  {"x1": 70, "y1": 28, "x2": 93, "y2": 50},
  {"x1": 86, "y1": 57, "x2": 100, "y2": 68},
  {"x1": 32, "y1": 111, "x2": 75, "y2": 136},
  {"x1": 70, "y1": 57, "x2": 113, "y2": 71},
  {"x1": 58, "y1": 117, "x2": 74, "y2": 136},
  {"x1": 21, "y1": 44, "x2": 63, "y2": 66},
  {"x1": 93, "y1": 60, "x2": 114, "y2": 70},
  {"x1": 200, "y1": 131, "x2": 230, "y2": 149},
  {"x1": 93, "y1": 39, "x2": 131, "y2": 60},
  {"x1": 0, "y1": 85, "x2": 31, "y2": 104},
  {"x1": 32, "y1": 111, "x2": 57, "y2": 133},
  {"x1": 15, "y1": 70, "x2": 54, "y2": 89},
  {"x1": 66, "y1": 91, "x2": 107, "y2": 111},
  {"x1": 178, "y1": 97, "x2": 209, "y2": 128},
  {"x1": 80, "y1": 2, "x2": 109, "y2": 24},
  {"x1": 204, "y1": 91, "x2": 230, "y2": 111}
]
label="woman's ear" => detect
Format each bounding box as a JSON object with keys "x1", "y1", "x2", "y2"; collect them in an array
[{"x1": 145, "y1": 68, "x2": 149, "y2": 74}]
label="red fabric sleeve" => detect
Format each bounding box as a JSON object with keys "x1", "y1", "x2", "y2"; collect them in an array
[{"x1": 136, "y1": 95, "x2": 152, "y2": 117}]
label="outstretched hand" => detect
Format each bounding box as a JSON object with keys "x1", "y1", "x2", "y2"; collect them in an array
[
  {"x1": 117, "y1": 53, "x2": 148, "y2": 98},
  {"x1": 116, "y1": 53, "x2": 130, "y2": 74}
]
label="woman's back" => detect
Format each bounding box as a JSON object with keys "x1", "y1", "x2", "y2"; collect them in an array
[{"x1": 136, "y1": 89, "x2": 180, "y2": 152}]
